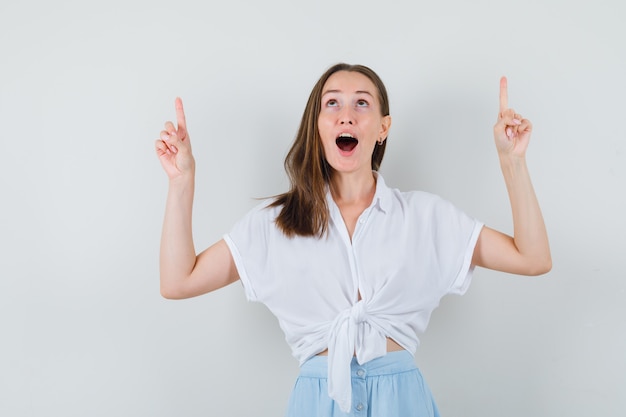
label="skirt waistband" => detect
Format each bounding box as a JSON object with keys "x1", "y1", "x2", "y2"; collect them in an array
[{"x1": 299, "y1": 350, "x2": 416, "y2": 378}]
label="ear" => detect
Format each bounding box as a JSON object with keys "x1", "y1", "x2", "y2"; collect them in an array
[{"x1": 379, "y1": 115, "x2": 392, "y2": 140}]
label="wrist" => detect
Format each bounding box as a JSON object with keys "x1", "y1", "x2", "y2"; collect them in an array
[
  {"x1": 498, "y1": 152, "x2": 526, "y2": 167},
  {"x1": 168, "y1": 171, "x2": 195, "y2": 189},
  {"x1": 498, "y1": 153, "x2": 530, "y2": 183}
]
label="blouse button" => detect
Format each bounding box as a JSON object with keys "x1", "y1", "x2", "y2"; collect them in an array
[
  {"x1": 356, "y1": 403, "x2": 364, "y2": 411},
  {"x1": 356, "y1": 369, "x2": 365, "y2": 377}
]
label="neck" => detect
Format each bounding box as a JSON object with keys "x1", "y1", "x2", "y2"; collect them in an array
[{"x1": 329, "y1": 170, "x2": 377, "y2": 205}]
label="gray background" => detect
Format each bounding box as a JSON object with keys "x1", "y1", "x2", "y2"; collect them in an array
[{"x1": 1, "y1": 0, "x2": 624, "y2": 416}]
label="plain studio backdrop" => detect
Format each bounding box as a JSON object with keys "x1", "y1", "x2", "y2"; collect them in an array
[{"x1": 1, "y1": 0, "x2": 624, "y2": 416}]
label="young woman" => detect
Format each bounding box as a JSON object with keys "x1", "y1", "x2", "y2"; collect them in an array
[{"x1": 155, "y1": 63, "x2": 551, "y2": 417}]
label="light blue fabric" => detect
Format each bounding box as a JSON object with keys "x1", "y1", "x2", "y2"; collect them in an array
[{"x1": 285, "y1": 351, "x2": 440, "y2": 417}]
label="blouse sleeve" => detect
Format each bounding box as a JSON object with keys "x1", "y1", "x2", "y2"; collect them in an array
[
  {"x1": 223, "y1": 200, "x2": 275, "y2": 302},
  {"x1": 430, "y1": 195, "x2": 484, "y2": 296}
]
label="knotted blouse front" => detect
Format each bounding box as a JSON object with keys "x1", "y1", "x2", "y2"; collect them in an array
[{"x1": 224, "y1": 173, "x2": 483, "y2": 413}]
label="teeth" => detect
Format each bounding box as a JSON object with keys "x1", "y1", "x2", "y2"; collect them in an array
[{"x1": 338, "y1": 133, "x2": 354, "y2": 138}]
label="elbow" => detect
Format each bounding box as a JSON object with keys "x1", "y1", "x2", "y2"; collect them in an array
[
  {"x1": 160, "y1": 285, "x2": 178, "y2": 300},
  {"x1": 527, "y1": 255, "x2": 552, "y2": 276},
  {"x1": 529, "y1": 264, "x2": 551, "y2": 276},
  {"x1": 159, "y1": 267, "x2": 192, "y2": 299},
  {"x1": 160, "y1": 280, "x2": 186, "y2": 300}
]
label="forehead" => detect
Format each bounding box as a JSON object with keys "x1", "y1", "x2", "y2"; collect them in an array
[{"x1": 322, "y1": 70, "x2": 378, "y2": 96}]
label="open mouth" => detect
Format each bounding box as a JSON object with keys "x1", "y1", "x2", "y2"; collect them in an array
[{"x1": 336, "y1": 134, "x2": 358, "y2": 152}]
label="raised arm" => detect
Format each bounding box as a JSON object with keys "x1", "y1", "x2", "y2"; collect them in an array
[
  {"x1": 155, "y1": 98, "x2": 239, "y2": 299},
  {"x1": 471, "y1": 77, "x2": 552, "y2": 276}
]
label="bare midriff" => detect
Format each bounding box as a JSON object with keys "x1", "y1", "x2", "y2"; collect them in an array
[{"x1": 316, "y1": 337, "x2": 404, "y2": 356}]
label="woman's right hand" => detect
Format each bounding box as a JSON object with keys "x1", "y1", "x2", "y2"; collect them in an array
[{"x1": 155, "y1": 97, "x2": 195, "y2": 180}]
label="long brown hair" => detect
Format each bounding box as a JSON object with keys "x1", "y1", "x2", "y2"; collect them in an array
[{"x1": 270, "y1": 63, "x2": 391, "y2": 237}]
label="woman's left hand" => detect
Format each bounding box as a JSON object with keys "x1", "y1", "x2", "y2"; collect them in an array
[{"x1": 493, "y1": 77, "x2": 532, "y2": 158}]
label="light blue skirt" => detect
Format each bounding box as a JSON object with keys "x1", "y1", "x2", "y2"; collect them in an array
[{"x1": 285, "y1": 351, "x2": 440, "y2": 417}]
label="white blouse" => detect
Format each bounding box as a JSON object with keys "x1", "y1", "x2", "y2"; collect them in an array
[{"x1": 224, "y1": 173, "x2": 483, "y2": 412}]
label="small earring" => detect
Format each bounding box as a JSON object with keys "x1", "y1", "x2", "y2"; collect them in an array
[{"x1": 378, "y1": 138, "x2": 384, "y2": 145}]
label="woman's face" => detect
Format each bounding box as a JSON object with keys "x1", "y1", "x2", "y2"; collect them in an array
[{"x1": 318, "y1": 70, "x2": 391, "y2": 177}]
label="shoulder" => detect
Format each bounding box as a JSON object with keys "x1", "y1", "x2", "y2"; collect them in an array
[
  {"x1": 399, "y1": 189, "x2": 443, "y2": 204},
  {"x1": 227, "y1": 198, "x2": 281, "y2": 234},
  {"x1": 237, "y1": 198, "x2": 282, "y2": 224},
  {"x1": 250, "y1": 197, "x2": 280, "y2": 214},
  {"x1": 390, "y1": 187, "x2": 448, "y2": 212},
  {"x1": 375, "y1": 173, "x2": 446, "y2": 212},
  {"x1": 388, "y1": 187, "x2": 473, "y2": 227}
]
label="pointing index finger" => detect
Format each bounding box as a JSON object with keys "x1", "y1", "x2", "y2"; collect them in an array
[
  {"x1": 175, "y1": 97, "x2": 187, "y2": 131},
  {"x1": 499, "y1": 76, "x2": 508, "y2": 114}
]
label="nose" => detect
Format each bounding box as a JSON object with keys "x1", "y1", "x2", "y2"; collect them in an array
[{"x1": 339, "y1": 108, "x2": 354, "y2": 125}]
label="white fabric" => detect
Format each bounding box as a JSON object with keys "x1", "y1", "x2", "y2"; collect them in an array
[{"x1": 224, "y1": 173, "x2": 483, "y2": 413}]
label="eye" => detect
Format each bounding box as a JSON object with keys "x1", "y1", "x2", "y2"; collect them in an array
[
  {"x1": 356, "y1": 99, "x2": 369, "y2": 107},
  {"x1": 325, "y1": 99, "x2": 339, "y2": 107}
]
